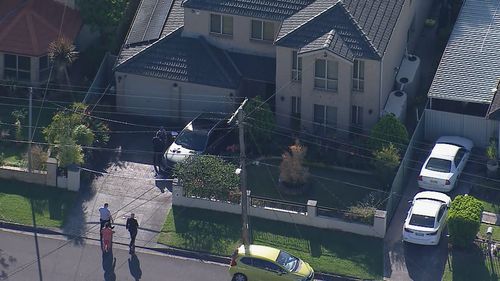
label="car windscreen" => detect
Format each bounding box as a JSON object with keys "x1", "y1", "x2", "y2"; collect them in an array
[
  {"x1": 276, "y1": 250, "x2": 299, "y2": 272},
  {"x1": 425, "y1": 158, "x2": 451, "y2": 173},
  {"x1": 409, "y1": 214, "x2": 435, "y2": 228},
  {"x1": 175, "y1": 130, "x2": 209, "y2": 151}
]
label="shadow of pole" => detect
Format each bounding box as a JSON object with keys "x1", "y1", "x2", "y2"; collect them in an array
[{"x1": 30, "y1": 198, "x2": 43, "y2": 281}]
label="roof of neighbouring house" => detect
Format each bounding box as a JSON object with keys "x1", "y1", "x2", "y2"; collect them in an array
[
  {"x1": 275, "y1": 0, "x2": 403, "y2": 60},
  {"x1": 0, "y1": 0, "x2": 82, "y2": 56},
  {"x1": 182, "y1": 0, "x2": 315, "y2": 21},
  {"x1": 428, "y1": 0, "x2": 500, "y2": 104},
  {"x1": 486, "y1": 82, "x2": 500, "y2": 120}
]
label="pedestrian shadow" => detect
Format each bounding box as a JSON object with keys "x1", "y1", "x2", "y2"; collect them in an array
[
  {"x1": 102, "y1": 251, "x2": 116, "y2": 281},
  {"x1": 128, "y1": 254, "x2": 143, "y2": 281}
]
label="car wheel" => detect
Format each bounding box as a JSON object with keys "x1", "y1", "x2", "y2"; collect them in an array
[{"x1": 232, "y1": 273, "x2": 247, "y2": 281}]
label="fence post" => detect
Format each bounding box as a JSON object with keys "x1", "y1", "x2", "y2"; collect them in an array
[
  {"x1": 307, "y1": 200, "x2": 317, "y2": 217},
  {"x1": 66, "y1": 164, "x2": 81, "y2": 192},
  {"x1": 45, "y1": 157, "x2": 57, "y2": 187},
  {"x1": 374, "y1": 209, "x2": 387, "y2": 238},
  {"x1": 172, "y1": 179, "x2": 183, "y2": 205}
]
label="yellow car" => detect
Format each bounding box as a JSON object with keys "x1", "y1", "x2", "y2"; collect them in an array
[{"x1": 229, "y1": 244, "x2": 314, "y2": 281}]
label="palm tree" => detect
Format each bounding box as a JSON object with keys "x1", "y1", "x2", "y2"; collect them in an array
[{"x1": 48, "y1": 37, "x2": 78, "y2": 86}]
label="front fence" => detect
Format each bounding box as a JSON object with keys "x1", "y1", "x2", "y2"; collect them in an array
[{"x1": 172, "y1": 184, "x2": 387, "y2": 238}]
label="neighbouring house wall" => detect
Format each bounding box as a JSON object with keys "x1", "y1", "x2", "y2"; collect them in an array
[
  {"x1": 53, "y1": 0, "x2": 77, "y2": 9},
  {"x1": 115, "y1": 72, "x2": 238, "y2": 122},
  {"x1": 183, "y1": 9, "x2": 278, "y2": 57}
]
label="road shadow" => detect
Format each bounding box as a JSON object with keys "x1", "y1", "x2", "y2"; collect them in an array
[
  {"x1": 0, "y1": 249, "x2": 17, "y2": 280},
  {"x1": 102, "y1": 251, "x2": 116, "y2": 281},
  {"x1": 128, "y1": 254, "x2": 142, "y2": 281},
  {"x1": 404, "y1": 237, "x2": 448, "y2": 281}
]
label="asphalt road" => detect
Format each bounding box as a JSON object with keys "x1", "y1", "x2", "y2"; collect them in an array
[{"x1": 0, "y1": 230, "x2": 230, "y2": 281}]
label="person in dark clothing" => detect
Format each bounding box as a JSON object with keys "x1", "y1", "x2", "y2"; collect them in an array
[
  {"x1": 152, "y1": 135, "x2": 164, "y2": 174},
  {"x1": 126, "y1": 213, "x2": 139, "y2": 254}
]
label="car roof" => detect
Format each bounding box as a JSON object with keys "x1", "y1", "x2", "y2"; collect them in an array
[
  {"x1": 412, "y1": 198, "x2": 442, "y2": 217},
  {"x1": 430, "y1": 143, "x2": 461, "y2": 160},
  {"x1": 237, "y1": 244, "x2": 280, "y2": 261}
]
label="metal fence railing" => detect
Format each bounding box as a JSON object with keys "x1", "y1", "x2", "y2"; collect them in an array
[{"x1": 250, "y1": 195, "x2": 307, "y2": 214}]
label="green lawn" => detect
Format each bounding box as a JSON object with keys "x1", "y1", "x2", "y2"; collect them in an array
[
  {"x1": 442, "y1": 242, "x2": 500, "y2": 281},
  {"x1": 0, "y1": 179, "x2": 76, "y2": 228},
  {"x1": 158, "y1": 206, "x2": 383, "y2": 280},
  {"x1": 247, "y1": 159, "x2": 385, "y2": 210}
]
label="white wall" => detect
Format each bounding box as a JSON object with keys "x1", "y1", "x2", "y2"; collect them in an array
[
  {"x1": 115, "y1": 72, "x2": 237, "y2": 122},
  {"x1": 183, "y1": 9, "x2": 278, "y2": 57}
]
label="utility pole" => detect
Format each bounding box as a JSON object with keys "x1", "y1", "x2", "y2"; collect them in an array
[
  {"x1": 28, "y1": 87, "x2": 33, "y2": 172},
  {"x1": 232, "y1": 99, "x2": 250, "y2": 250}
]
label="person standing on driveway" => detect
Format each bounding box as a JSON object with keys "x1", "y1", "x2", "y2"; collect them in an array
[
  {"x1": 101, "y1": 222, "x2": 114, "y2": 253},
  {"x1": 99, "y1": 203, "x2": 113, "y2": 230},
  {"x1": 126, "y1": 213, "x2": 139, "y2": 254}
]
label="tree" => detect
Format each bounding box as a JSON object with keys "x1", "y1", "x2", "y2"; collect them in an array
[
  {"x1": 448, "y1": 195, "x2": 483, "y2": 248},
  {"x1": 372, "y1": 144, "x2": 401, "y2": 189},
  {"x1": 48, "y1": 37, "x2": 78, "y2": 85},
  {"x1": 173, "y1": 155, "x2": 240, "y2": 202},
  {"x1": 369, "y1": 114, "x2": 409, "y2": 152},
  {"x1": 57, "y1": 137, "x2": 84, "y2": 168},
  {"x1": 77, "y1": 0, "x2": 128, "y2": 41},
  {"x1": 244, "y1": 96, "x2": 275, "y2": 151},
  {"x1": 280, "y1": 140, "x2": 309, "y2": 188}
]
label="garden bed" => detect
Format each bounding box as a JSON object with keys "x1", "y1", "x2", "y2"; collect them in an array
[{"x1": 158, "y1": 206, "x2": 383, "y2": 280}]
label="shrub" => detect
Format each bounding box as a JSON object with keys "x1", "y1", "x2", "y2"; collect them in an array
[
  {"x1": 448, "y1": 195, "x2": 483, "y2": 248},
  {"x1": 372, "y1": 144, "x2": 400, "y2": 188},
  {"x1": 369, "y1": 115, "x2": 409, "y2": 152},
  {"x1": 173, "y1": 155, "x2": 240, "y2": 202},
  {"x1": 280, "y1": 140, "x2": 309, "y2": 186},
  {"x1": 25, "y1": 145, "x2": 48, "y2": 171}
]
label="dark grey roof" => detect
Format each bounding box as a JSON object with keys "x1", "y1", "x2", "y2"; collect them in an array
[
  {"x1": 227, "y1": 52, "x2": 275, "y2": 83},
  {"x1": 117, "y1": 0, "x2": 184, "y2": 66},
  {"x1": 276, "y1": 0, "x2": 402, "y2": 60},
  {"x1": 428, "y1": 0, "x2": 500, "y2": 104},
  {"x1": 116, "y1": 29, "x2": 241, "y2": 89},
  {"x1": 125, "y1": 0, "x2": 174, "y2": 45},
  {"x1": 182, "y1": 0, "x2": 315, "y2": 21},
  {"x1": 487, "y1": 82, "x2": 500, "y2": 120}
]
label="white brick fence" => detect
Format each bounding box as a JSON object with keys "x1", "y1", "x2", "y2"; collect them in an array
[
  {"x1": 172, "y1": 184, "x2": 387, "y2": 238},
  {"x1": 0, "y1": 157, "x2": 81, "y2": 191}
]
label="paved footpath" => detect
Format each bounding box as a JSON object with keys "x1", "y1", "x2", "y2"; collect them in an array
[{"x1": 0, "y1": 229, "x2": 230, "y2": 281}]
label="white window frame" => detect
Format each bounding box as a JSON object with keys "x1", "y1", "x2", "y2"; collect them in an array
[
  {"x1": 251, "y1": 19, "x2": 274, "y2": 41},
  {"x1": 314, "y1": 59, "x2": 338, "y2": 92},
  {"x1": 352, "y1": 59, "x2": 364, "y2": 92},
  {"x1": 291, "y1": 51, "x2": 302, "y2": 81},
  {"x1": 351, "y1": 105, "x2": 364, "y2": 126},
  {"x1": 291, "y1": 96, "x2": 301, "y2": 116},
  {"x1": 4, "y1": 54, "x2": 31, "y2": 81},
  {"x1": 210, "y1": 14, "x2": 233, "y2": 36}
]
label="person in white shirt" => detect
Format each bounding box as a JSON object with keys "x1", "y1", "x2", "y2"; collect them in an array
[{"x1": 99, "y1": 203, "x2": 113, "y2": 229}]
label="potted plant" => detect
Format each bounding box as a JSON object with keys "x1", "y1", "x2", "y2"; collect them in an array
[
  {"x1": 279, "y1": 140, "x2": 309, "y2": 195},
  {"x1": 486, "y1": 138, "x2": 498, "y2": 177}
]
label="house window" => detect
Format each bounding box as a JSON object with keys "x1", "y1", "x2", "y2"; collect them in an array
[
  {"x1": 291, "y1": 51, "x2": 302, "y2": 81},
  {"x1": 39, "y1": 55, "x2": 49, "y2": 81},
  {"x1": 313, "y1": 104, "x2": 337, "y2": 136},
  {"x1": 314, "y1": 59, "x2": 338, "y2": 92},
  {"x1": 4, "y1": 54, "x2": 31, "y2": 81},
  {"x1": 291, "y1": 96, "x2": 301, "y2": 115},
  {"x1": 352, "y1": 60, "x2": 364, "y2": 92},
  {"x1": 251, "y1": 20, "x2": 274, "y2": 41},
  {"x1": 210, "y1": 14, "x2": 233, "y2": 36},
  {"x1": 351, "y1": 105, "x2": 364, "y2": 126}
]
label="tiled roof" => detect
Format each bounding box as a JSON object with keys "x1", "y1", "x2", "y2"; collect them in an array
[
  {"x1": 117, "y1": 0, "x2": 185, "y2": 66},
  {"x1": 0, "y1": 0, "x2": 82, "y2": 56},
  {"x1": 116, "y1": 29, "x2": 241, "y2": 89},
  {"x1": 428, "y1": 0, "x2": 500, "y2": 104},
  {"x1": 487, "y1": 83, "x2": 500, "y2": 120},
  {"x1": 182, "y1": 0, "x2": 315, "y2": 21},
  {"x1": 276, "y1": 0, "x2": 402, "y2": 60},
  {"x1": 227, "y1": 52, "x2": 275, "y2": 83}
]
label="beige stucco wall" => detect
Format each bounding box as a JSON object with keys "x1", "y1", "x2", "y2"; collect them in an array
[
  {"x1": 183, "y1": 9, "x2": 279, "y2": 57},
  {"x1": 115, "y1": 72, "x2": 237, "y2": 122},
  {"x1": 275, "y1": 47, "x2": 381, "y2": 131}
]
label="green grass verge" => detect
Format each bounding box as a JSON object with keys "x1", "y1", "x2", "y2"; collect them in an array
[
  {"x1": 0, "y1": 179, "x2": 76, "y2": 228},
  {"x1": 247, "y1": 159, "x2": 385, "y2": 210},
  {"x1": 442, "y1": 242, "x2": 500, "y2": 281},
  {"x1": 158, "y1": 206, "x2": 383, "y2": 280}
]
